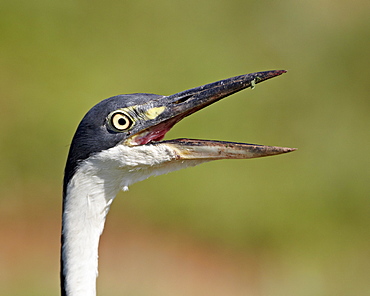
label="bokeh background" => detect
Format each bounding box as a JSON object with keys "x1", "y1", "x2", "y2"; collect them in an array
[{"x1": 0, "y1": 1, "x2": 369, "y2": 295}]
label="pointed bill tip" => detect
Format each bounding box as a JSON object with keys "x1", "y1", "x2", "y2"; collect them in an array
[
  {"x1": 276, "y1": 70, "x2": 287, "y2": 75},
  {"x1": 254, "y1": 69, "x2": 287, "y2": 83},
  {"x1": 256, "y1": 145, "x2": 297, "y2": 157},
  {"x1": 226, "y1": 69, "x2": 287, "y2": 92}
]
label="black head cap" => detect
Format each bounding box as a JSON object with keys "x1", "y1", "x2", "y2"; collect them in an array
[{"x1": 63, "y1": 93, "x2": 162, "y2": 190}]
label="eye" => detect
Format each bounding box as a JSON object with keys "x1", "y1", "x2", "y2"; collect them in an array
[{"x1": 110, "y1": 112, "x2": 133, "y2": 131}]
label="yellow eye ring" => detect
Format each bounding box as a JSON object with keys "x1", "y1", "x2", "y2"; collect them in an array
[{"x1": 110, "y1": 112, "x2": 133, "y2": 131}]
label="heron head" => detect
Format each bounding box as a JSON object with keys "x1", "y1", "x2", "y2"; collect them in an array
[{"x1": 64, "y1": 70, "x2": 295, "y2": 188}]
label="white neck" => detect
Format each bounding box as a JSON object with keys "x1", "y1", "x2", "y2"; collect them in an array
[
  {"x1": 62, "y1": 171, "x2": 114, "y2": 296},
  {"x1": 61, "y1": 144, "x2": 207, "y2": 296}
]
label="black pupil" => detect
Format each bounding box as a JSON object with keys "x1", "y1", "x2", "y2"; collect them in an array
[{"x1": 118, "y1": 117, "x2": 127, "y2": 126}]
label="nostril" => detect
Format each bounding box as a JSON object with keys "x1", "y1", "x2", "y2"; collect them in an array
[{"x1": 173, "y1": 94, "x2": 193, "y2": 104}]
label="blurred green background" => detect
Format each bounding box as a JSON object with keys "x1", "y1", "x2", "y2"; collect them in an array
[{"x1": 0, "y1": 0, "x2": 369, "y2": 295}]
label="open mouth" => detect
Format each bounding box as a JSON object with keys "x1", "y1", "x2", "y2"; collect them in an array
[
  {"x1": 127, "y1": 115, "x2": 183, "y2": 146},
  {"x1": 126, "y1": 70, "x2": 296, "y2": 159}
]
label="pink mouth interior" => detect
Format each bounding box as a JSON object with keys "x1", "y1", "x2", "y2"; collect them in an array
[{"x1": 131, "y1": 117, "x2": 181, "y2": 146}]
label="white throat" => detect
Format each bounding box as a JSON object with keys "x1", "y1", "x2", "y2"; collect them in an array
[{"x1": 62, "y1": 143, "x2": 206, "y2": 296}]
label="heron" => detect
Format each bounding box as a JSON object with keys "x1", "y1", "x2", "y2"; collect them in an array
[{"x1": 61, "y1": 70, "x2": 295, "y2": 296}]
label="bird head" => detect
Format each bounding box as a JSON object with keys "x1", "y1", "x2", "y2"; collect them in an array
[{"x1": 64, "y1": 70, "x2": 295, "y2": 190}]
